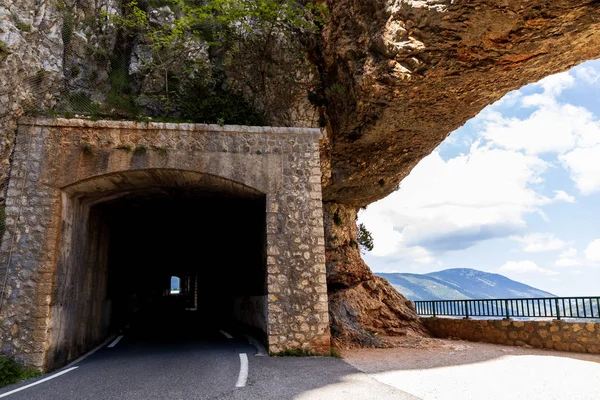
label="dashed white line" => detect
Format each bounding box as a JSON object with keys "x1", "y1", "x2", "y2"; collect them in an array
[
  {"x1": 236, "y1": 353, "x2": 249, "y2": 388},
  {"x1": 0, "y1": 367, "x2": 79, "y2": 398},
  {"x1": 219, "y1": 330, "x2": 233, "y2": 339},
  {"x1": 108, "y1": 335, "x2": 123, "y2": 348}
]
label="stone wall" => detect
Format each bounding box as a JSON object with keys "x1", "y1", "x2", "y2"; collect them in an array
[
  {"x1": 0, "y1": 118, "x2": 330, "y2": 369},
  {"x1": 423, "y1": 317, "x2": 600, "y2": 354}
]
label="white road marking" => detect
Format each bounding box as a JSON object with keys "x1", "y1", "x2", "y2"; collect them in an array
[
  {"x1": 236, "y1": 353, "x2": 249, "y2": 388},
  {"x1": 0, "y1": 367, "x2": 79, "y2": 398},
  {"x1": 108, "y1": 335, "x2": 123, "y2": 348},
  {"x1": 219, "y1": 330, "x2": 233, "y2": 339},
  {"x1": 65, "y1": 335, "x2": 116, "y2": 368}
]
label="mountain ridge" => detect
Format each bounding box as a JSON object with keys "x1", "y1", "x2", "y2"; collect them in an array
[{"x1": 376, "y1": 268, "x2": 555, "y2": 301}]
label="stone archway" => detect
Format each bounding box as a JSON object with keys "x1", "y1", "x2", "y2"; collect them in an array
[{"x1": 0, "y1": 118, "x2": 330, "y2": 370}]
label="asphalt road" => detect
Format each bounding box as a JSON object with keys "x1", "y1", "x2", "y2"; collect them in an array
[{"x1": 0, "y1": 312, "x2": 417, "y2": 400}]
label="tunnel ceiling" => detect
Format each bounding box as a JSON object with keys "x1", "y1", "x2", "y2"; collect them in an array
[{"x1": 64, "y1": 169, "x2": 265, "y2": 207}]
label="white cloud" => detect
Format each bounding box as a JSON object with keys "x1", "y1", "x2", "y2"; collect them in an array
[
  {"x1": 479, "y1": 67, "x2": 600, "y2": 195},
  {"x1": 560, "y1": 144, "x2": 600, "y2": 195},
  {"x1": 360, "y1": 62, "x2": 600, "y2": 278},
  {"x1": 575, "y1": 65, "x2": 600, "y2": 85},
  {"x1": 481, "y1": 103, "x2": 600, "y2": 155},
  {"x1": 359, "y1": 208, "x2": 434, "y2": 264},
  {"x1": 555, "y1": 248, "x2": 581, "y2": 267},
  {"x1": 499, "y1": 260, "x2": 558, "y2": 276},
  {"x1": 513, "y1": 233, "x2": 566, "y2": 253},
  {"x1": 359, "y1": 143, "x2": 573, "y2": 259},
  {"x1": 584, "y1": 240, "x2": 600, "y2": 263},
  {"x1": 536, "y1": 71, "x2": 576, "y2": 97},
  {"x1": 552, "y1": 190, "x2": 575, "y2": 203}
]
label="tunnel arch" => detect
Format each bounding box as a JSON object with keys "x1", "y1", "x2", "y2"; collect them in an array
[
  {"x1": 61, "y1": 168, "x2": 267, "y2": 205},
  {"x1": 48, "y1": 168, "x2": 269, "y2": 368}
]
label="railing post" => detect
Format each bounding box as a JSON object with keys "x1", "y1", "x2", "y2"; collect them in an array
[
  {"x1": 464, "y1": 300, "x2": 469, "y2": 319},
  {"x1": 504, "y1": 299, "x2": 510, "y2": 320},
  {"x1": 554, "y1": 298, "x2": 561, "y2": 320},
  {"x1": 432, "y1": 302, "x2": 436, "y2": 317}
]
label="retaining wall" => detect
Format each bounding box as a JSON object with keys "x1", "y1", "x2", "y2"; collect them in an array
[{"x1": 423, "y1": 317, "x2": 600, "y2": 354}]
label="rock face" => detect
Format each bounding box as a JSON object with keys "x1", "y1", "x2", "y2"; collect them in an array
[
  {"x1": 324, "y1": 202, "x2": 428, "y2": 347},
  {"x1": 319, "y1": 0, "x2": 600, "y2": 205},
  {"x1": 318, "y1": 0, "x2": 600, "y2": 346},
  {"x1": 2, "y1": 0, "x2": 600, "y2": 349},
  {"x1": 0, "y1": 0, "x2": 62, "y2": 199}
]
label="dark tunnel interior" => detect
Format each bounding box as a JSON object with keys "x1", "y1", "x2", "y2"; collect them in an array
[
  {"x1": 48, "y1": 184, "x2": 269, "y2": 368},
  {"x1": 98, "y1": 189, "x2": 268, "y2": 335}
]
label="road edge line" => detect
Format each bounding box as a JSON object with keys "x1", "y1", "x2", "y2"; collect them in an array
[
  {"x1": 108, "y1": 335, "x2": 124, "y2": 348},
  {"x1": 64, "y1": 334, "x2": 116, "y2": 369},
  {"x1": 0, "y1": 367, "x2": 79, "y2": 398}
]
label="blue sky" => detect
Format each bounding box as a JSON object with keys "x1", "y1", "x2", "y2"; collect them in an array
[{"x1": 359, "y1": 59, "x2": 600, "y2": 296}]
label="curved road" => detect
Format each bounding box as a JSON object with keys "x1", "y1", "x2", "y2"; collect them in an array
[{"x1": 0, "y1": 314, "x2": 417, "y2": 400}]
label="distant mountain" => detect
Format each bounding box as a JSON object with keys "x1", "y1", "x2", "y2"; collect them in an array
[{"x1": 376, "y1": 268, "x2": 556, "y2": 301}]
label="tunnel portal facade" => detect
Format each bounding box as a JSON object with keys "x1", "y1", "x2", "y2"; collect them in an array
[{"x1": 0, "y1": 118, "x2": 330, "y2": 369}]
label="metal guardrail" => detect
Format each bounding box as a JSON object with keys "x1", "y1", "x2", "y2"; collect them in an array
[{"x1": 414, "y1": 297, "x2": 600, "y2": 320}]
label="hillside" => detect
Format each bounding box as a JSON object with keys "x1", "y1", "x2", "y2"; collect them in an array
[{"x1": 376, "y1": 268, "x2": 555, "y2": 301}]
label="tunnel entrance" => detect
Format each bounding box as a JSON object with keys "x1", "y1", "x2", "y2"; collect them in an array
[
  {"x1": 1, "y1": 120, "x2": 331, "y2": 369},
  {"x1": 48, "y1": 171, "x2": 268, "y2": 367},
  {"x1": 102, "y1": 189, "x2": 267, "y2": 331}
]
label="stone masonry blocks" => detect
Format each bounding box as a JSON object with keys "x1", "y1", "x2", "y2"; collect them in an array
[
  {"x1": 423, "y1": 317, "x2": 600, "y2": 354},
  {"x1": 0, "y1": 118, "x2": 330, "y2": 368}
]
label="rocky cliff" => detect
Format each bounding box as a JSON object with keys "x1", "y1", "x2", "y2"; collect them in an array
[
  {"x1": 317, "y1": 0, "x2": 600, "y2": 346},
  {"x1": 2, "y1": 0, "x2": 600, "y2": 348}
]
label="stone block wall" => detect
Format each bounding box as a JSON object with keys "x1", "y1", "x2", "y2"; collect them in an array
[
  {"x1": 423, "y1": 317, "x2": 600, "y2": 354},
  {"x1": 0, "y1": 118, "x2": 330, "y2": 369}
]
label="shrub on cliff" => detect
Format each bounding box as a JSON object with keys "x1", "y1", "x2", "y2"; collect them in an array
[{"x1": 0, "y1": 350, "x2": 40, "y2": 388}]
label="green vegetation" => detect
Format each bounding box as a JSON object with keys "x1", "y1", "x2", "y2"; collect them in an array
[
  {"x1": 81, "y1": 142, "x2": 94, "y2": 155},
  {"x1": 0, "y1": 351, "x2": 40, "y2": 388},
  {"x1": 33, "y1": 69, "x2": 46, "y2": 88},
  {"x1": 14, "y1": 20, "x2": 31, "y2": 33},
  {"x1": 0, "y1": 40, "x2": 11, "y2": 62},
  {"x1": 40, "y1": 0, "x2": 329, "y2": 123},
  {"x1": 61, "y1": 7, "x2": 75, "y2": 48},
  {"x1": 270, "y1": 347, "x2": 342, "y2": 358},
  {"x1": 133, "y1": 144, "x2": 147, "y2": 155},
  {"x1": 364, "y1": 328, "x2": 378, "y2": 336},
  {"x1": 96, "y1": 0, "x2": 325, "y2": 124},
  {"x1": 70, "y1": 65, "x2": 81, "y2": 78},
  {"x1": 69, "y1": 92, "x2": 101, "y2": 116},
  {"x1": 329, "y1": 347, "x2": 342, "y2": 358},
  {"x1": 270, "y1": 348, "x2": 315, "y2": 357},
  {"x1": 151, "y1": 145, "x2": 168, "y2": 154},
  {"x1": 179, "y1": 92, "x2": 264, "y2": 126},
  {"x1": 357, "y1": 223, "x2": 374, "y2": 252},
  {"x1": 333, "y1": 211, "x2": 342, "y2": 226},
  {"x1": 326, "y1": 82, "x2": 346, "y2": 96},
  {"x1": 116, "y1": 144, "x2": 133, "y2": 152},
  {"x1": 318, "y1": 116, "x2": 328, "y2": 128}
]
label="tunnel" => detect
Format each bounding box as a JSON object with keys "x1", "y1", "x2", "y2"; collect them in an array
[{"x1": 47, "y1": 170, "x2": 268, "y2": 367}]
